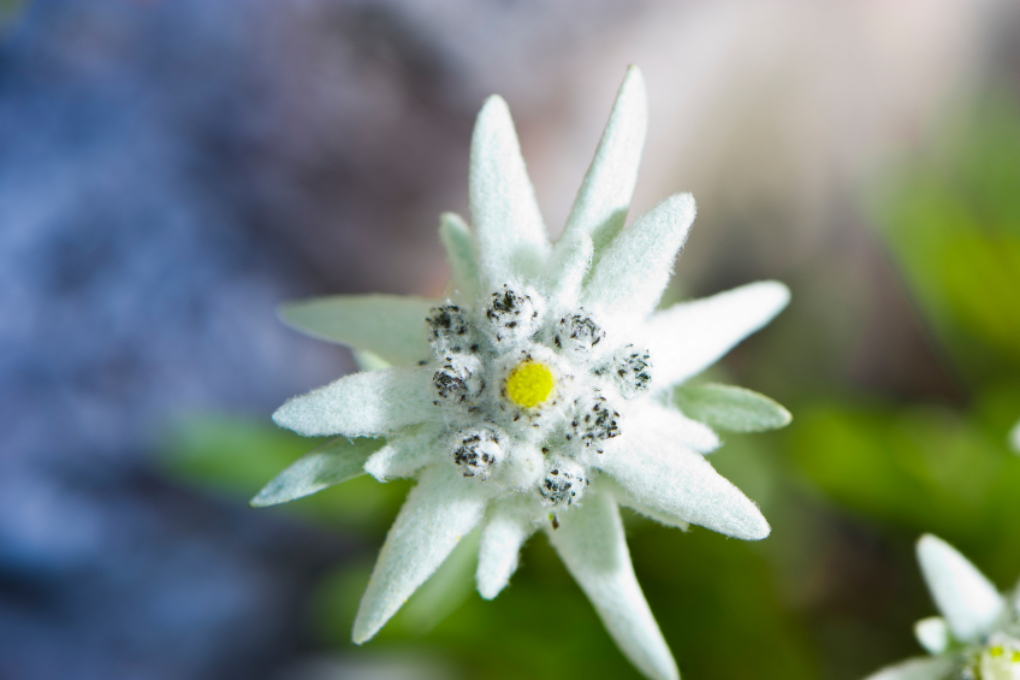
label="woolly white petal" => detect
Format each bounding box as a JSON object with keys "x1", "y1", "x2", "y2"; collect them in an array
[
  {"x1": 273, "y1": 367, "x2": 434, "y2": 437},
  {"x1": 364, "y1": 426, "x2": 443, "y2": 482},
  {"x1": 397, "y1": 526, "x2": 481, "y2": 635},
  {"x1": 469, "y1": 95, "x2": 548, "y2": 287},
  {"x1": 917, "y1": 534, "x2": 1004, "y2": 643},
  {"x1": 863, "y1": 657, "x2": 954, "y2": 680},
  {"x1": 598, "y1": 430, "x2": 768, "y2": 540},
  {"x1": 548, "y1": 489, "x2": 678, "y2": 680},
  {"x1": 582, "y1": 193, "x2": 695, "y2": 319},
  {"x1": 496, "y1": 441, "x2": 546, "y2": 494},
  {"x1": 352, "y1": 465, "x2": 488, "y2": 643},
  {"x1": 630, "y1": 400, "x2": 720, "y2": 454},
  {"x1": 250, "y1": 437, "x2": 384, "y2": 507},
  {"x1": 439, "y1": 212, "x2": 480, "y2": 300},
  {"x1": 648, "y1": 281, "x2": 790, "y2": 387},
  {"x1": 541, "y1": 227, "x2": 593, "y2": 306},
  {"x1": 560, "y1": 65, "x2": 647, "y2": 256},
  {"x1": 1010, "y1": 419, "x2": 1020, "y2": 453},
  {"x1": 279, "y1": 295, "x2": 432, "y2": 366},
  {"x1": 603, "y1": 477, "x2": 689, "y2": 531},
  {"x1": 476, "y1": 496, "x2": 539, "y2": 600},
  {"x1": 914, "y1": 617, "x2": 949, "y2": 655}
]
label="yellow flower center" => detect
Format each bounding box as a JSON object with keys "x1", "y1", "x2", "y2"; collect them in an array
[{"x1": 505, "y1": 360, "x2": 555, "y2": 408}]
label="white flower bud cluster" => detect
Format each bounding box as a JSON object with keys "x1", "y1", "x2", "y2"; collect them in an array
[{"x1": 423, "y1": 286, "x2": 651, "y2": 500}]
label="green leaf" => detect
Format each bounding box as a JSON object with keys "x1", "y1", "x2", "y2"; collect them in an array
[
  {"x1": 673, "y1": 383, "x2": 791, "y2": 432},
  {"x1": 250, "y1": 436, "x2": 385, "y2": 507},
  {"x1": 789, "y1": 403, "x2": 1020, "y2": 540},
  {"x1": 278, "y1": 294, "x2": 433, "y2": 366}
]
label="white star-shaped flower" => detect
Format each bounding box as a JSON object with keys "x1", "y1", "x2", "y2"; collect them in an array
[
  {"x1": 255, "y1": 66, "x2": 790, "y2": 680},
  {"x1": 866, "y1": 534, "x2": 1020, "y2": 680}
]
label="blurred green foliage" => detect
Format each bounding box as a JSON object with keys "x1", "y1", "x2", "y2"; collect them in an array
[
  {"x1": 780, "y1": 88, "x2": 1020, "y2": 675},
  {"x1": 876, "y1": 92, "x2": 1020, "y2": 383},
  {"x1": 793, "y1": 88, "x2": 1020, "y2": 555},
  {"x1": 792, "y1": 398, "x2": 1020, "y2": 580},
  {"x1": 161, "y1": 88, "x2": 1020, "y2": 679}
]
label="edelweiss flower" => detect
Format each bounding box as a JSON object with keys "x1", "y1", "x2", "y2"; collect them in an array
[
  {"x1": 255, "y1": 66, "x2": 790, "y2": 680},
  {"x1": 867, "y1": 534, "x2": 1020, "y2": 680}
]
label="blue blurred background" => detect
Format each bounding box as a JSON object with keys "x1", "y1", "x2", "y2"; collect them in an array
[{"x1": 2, "y1": 1, "x2": 1020, "y2": 679}]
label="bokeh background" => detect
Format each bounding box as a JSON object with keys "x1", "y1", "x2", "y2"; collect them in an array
[{"x1": 3, "y1": 0, "x2": 1020, "y2": 678}]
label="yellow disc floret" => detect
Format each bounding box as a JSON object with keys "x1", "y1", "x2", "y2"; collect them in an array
[{"x1": 505, "y1": 360, "x2": 555, "y2": 408}]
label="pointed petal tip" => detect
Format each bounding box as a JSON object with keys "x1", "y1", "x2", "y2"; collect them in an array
[
  {"x1": 248, "y1": 494, "x2": 271, "y2": 509},
  {"x1": 271, "y1": 398, "x2": 324, "y2": 437},
  {"x1": 483, "y1": 93, "x2": 508, "y2": 107},
  {"x1": 350, "y1": 623, "x2": 372, "y2": 646},
  {"x1": 914, "y1": 616, "x2": 949, "y2": 654},
  {"x1": 275, "y1": 301, "x2": 302, "y2": 331},
  {"x1": 271, "y1": 397, "x2": 337, "y2": 437},
  {"x1": 668, "y1": 191, "x2": 696, "y2": 219},
  {"x1": 477, "y1": 583, "x2": 502, "y2": 601},
  {"x1": 249, "y1": 488, "x2": 298, "y2": 508},
  {"x1": 472, "y1": 95, "x2": 515, "y2": 152},
  {"x1": 714, "y1": 492, "x2": 770, "y2": 541},
  {"x1": 740, "y1": 508, "x2": 771, "y2": 541},
  {"x1": 916, "y1": 533, "x2": 941, "y2": 553},
  {"x1": 476, "y1": 542, "x2": 515, "y2": 601},
  {"x1": 351, "y1": 592, "x2": 389, "y2": 646},
  {"x1": 916, "y1": 533, "x2": 1004, "y2": 642},
  {"x1": 667, "y1": 192, "x2": 697, "y2": 240},
  {"x1": 477, "y1": 94, "x2": 510, "y2": 122},
  {"x1": 620, "y1": 64, "x2": 646, "y2": 99},
  {"x1": 916, "y1": 533, "x2": 959, "y2": 570},
  {"x1": 1009, "y1": 420, "x2": 1020, "y2": 452},
  {"x1": 439, "y1": 211, "x2": 467, "y2": 226},
  {"x1": 759, "y1": 279, "x2": 792, "y2": 309},
  {"x1": 271, "y1": 400, "x2": 302, "y2": 433}
]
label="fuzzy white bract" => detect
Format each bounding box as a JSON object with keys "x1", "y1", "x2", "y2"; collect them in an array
[
  {"x1": 1010, "y1": 420, "x2": 1020, "y2": 455},
  {"x1": 257, "y1": 66, "x2": 791, "y2": 680},
  {"x1": 866, "y1": 535, "x2": 1020, "y2": 680}
]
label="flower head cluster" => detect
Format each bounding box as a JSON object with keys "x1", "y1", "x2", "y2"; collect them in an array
[
  {"x1": 255, "y1": 66, "x2": 790, "y2": 680},
  {"x1": 867, "y1": 535, "x2": 1020, "y2": 680}
]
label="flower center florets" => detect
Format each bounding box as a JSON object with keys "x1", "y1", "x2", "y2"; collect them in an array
[
  {"x1": 425, "y1": 285, "x2": 651, "y2": 506},
  {"x1": 958, "y1": 636, "x2": 1020, "y2": 680},
  {"x1": 505, "y1": 360, "x2": 555, "y2": 408}
]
